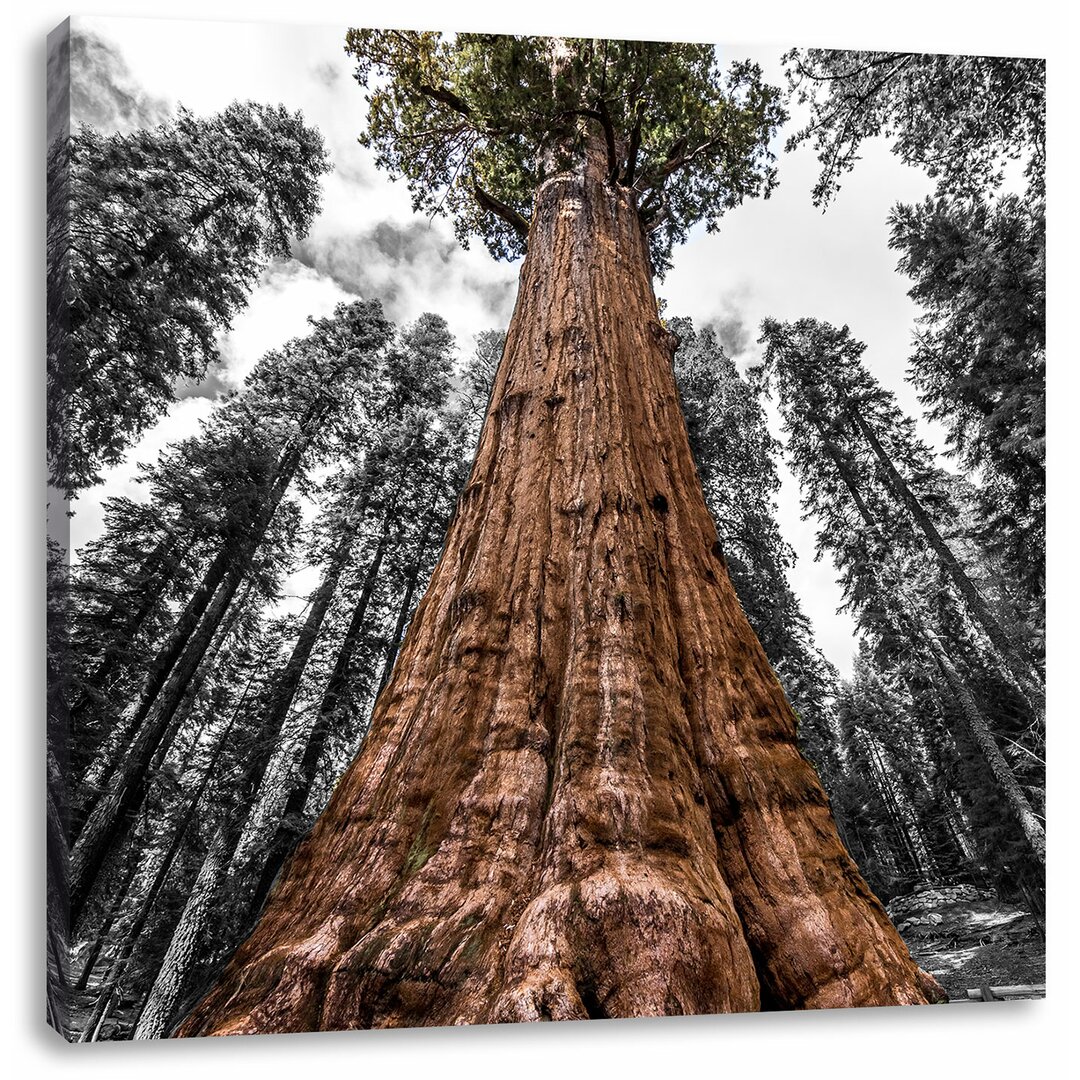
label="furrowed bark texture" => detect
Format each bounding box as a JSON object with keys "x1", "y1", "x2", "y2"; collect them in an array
[{"x1": 179, "y1": 158, "x2": 940, "y2": 1036}]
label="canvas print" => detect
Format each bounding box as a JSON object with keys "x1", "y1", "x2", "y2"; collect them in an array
[{"x1": 46, "y1": 16, "x2": 1046, "y2": 1041}]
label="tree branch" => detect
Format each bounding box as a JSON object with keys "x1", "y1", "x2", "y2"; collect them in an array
[
  {"x1": 656, "y1": 134, "x2": 723, "y2": 181},
  {"x1": 622, "y1": 113, "x2": 642, "y2": 187},
  {"x1": 471, "y1": 181, "x2": 530, "y2": 242},
  {"x1": 561, "y1": 105, "x2": 619, "y2": 183},
  {"x1": 594, "y1": 99, "x2": 619, "y2": 184},
  {"x1": 416, "y1": 83, "x2": 473, "y2": 118}
]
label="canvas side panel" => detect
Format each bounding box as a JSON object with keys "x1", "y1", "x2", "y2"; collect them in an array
[{"x1": 46, "y1": 15, "x2": 74, "y2": 1042}]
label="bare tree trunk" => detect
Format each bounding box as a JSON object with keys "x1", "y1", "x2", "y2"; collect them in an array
[
  {"x1": 80, "y1": 444, "x2": 298, "y2": 808},
  {"x1": 70, "y1": 570, "x2": 251, "y2": 922},
  {"x1": 70, "y1": 429, "x2": 311, "y2": 921},
  {"x1": 178, "y1": 147, "x2": 941, "y2": 1036},
  {"x1": 809, "y1": 414, "x2": 1042, "y2": 875},
  {"x1": 78, "y1": 800, "x2": 200, "y2": 1040},
  {"x1": 245, "y1": 524, "x2": 359, "y2": 778},
  {"x1": 72, "y1": 842, "x2": 142, "y2": 995},
  {"x1": 133, "y1": 827, "x2": 230, "y2": 1040},
  {"x1": 925, "y1": 632, "x2": 1046, "y2": 865},
  {"x1": 848, "y1": 404, "x2": 1043, "y2": 706},
  {"x1": 76, "y1": 681, "x2": 251, "y2": 1041},
  {"x1": 73, "y1": 685, "x2": 227, "y2": 991},
  {"x1": 316, "y1": 519, "x2": 395, "y2": 734},
  {"x1": 374, "y1": 487, "x2": 444, "y2": 698},
  {"x1": 861, "y1": 734, "x2": 931, "y2": 882},
  {"x1": 247, "y1": 518, "x2": 397, "y2": 916},
  {"x1": 70, "y1": 532, "x2": 188, "y2": 770}
]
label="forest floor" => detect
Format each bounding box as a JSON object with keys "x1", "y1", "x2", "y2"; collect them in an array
[{"x1": 891, "y1": 887, "x2": 1045, "y2": 1002}]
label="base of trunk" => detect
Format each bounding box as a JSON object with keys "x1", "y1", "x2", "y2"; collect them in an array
[{"x1": 177, "y1": 160, "x2": 943, "y2": 1038}]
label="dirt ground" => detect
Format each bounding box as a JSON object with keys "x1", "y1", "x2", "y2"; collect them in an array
[{"x1": 898, "y1": 900, "x2": 1045, "y2": 1002}]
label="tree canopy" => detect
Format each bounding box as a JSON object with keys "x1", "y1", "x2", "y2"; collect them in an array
[
  {"x1": 344, "y1": 31, "x2": 786, "y2": 268},
  {"x1": 888, "y1": 193, "x2": 1044, "y2": 602},
  {"x1": 48, "y1": 101, "x2": 330, "y2": 496},
  {"x1": 782, "y1": 50, "x2": 1045, "y2": 206}
]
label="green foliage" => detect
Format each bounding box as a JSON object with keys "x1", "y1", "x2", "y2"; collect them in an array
[
  {"x1": 48, "y1": 101, "x2": 331, "y2": 496},
  {"x1": 783, "y1": 50, "x2": 1045, "y2": 206},
  {"x1": 344, "y1": 32, "x2": 785, "y2": 270}
]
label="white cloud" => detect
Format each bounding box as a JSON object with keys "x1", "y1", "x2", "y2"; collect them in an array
[{"x1": 216, "y1": 261, "x2": 355, "y2": 389}]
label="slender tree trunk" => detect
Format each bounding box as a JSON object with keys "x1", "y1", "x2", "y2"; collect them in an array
[
  {"x1": 246, "y1": 524, "x2": 359, "y2": 773},
  {"x1": 79, "y1": 797, "x2": 201, "y2": 1040},
  {"x1": 84, "y1": 443, "x2": 300, "y2": 797},
  {"x1": 817, "y1": 431, "x2": 1045, "y2": 874},
  {"x1": 130, "y1": 488, "x2": 398, "y2": 1030},
  {"x1": 70, "y1": 569, "x2": 251, "y2": 922},
  {"x1": 75, "y1": 548, "x2": 226, "y2": 808},
  {"x1": 72, "y1": 847, "x2": 141, "y2": 995},
  {"x1": 76, "y1": 545, "x2": 219, "y2": 825},
  {"x1": 139, "y1": 616, "x2": 347, "y2": 1032},
  {"x1": 907, "y1": 726, "x2": 973, "y2": 875},
  {"x1": 946, "y1": 794, "x2": 977, "y2": 863},
  {"x1": 81, "y1": 550, "x2": 232, "y2": 804},
  {"x1": 71, "y1": 435, "x2": 306, "y2": 915},
  {"x1": 848, "y1": 404, "x2": 1043, "y2": 704},
  {"x1": 77, "y1": 682, "x2": 251, "y2": 1040},
  {"x1": 133, "y1": 827, "x2": 230, "y2": 1040},
  {"x1": 70, "y1": 532, "x2": 185, "y2": 745},
  {"x1": 924, "y1": 631, "x2": 1046, "y2": 865},
  {"x1": 179, "y1": 147, "x2": 941, "y2": 1037},
  {"x1": 862, "y1": 735, "x2": 930, "y2": 882},
  {"x1": 375, "y1": 488, "x2": 444, "y2": 698},
  {"x1": 73, "y1": 685, "x2": 225, "y2": 990},
  {"x1": 248, "y1": 519, "x2": 397, "y2": 915},
  {"x1": 317, "y1": 520, "x2": 395, "y2": 731}
]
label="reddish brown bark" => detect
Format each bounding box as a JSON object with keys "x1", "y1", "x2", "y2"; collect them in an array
[{"x1": 178, "y1": 150, "x2": 942, "y2": 1036}]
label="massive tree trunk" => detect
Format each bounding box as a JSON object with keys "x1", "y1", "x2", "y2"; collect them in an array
[{"x1": 178, "y1": 148, "x2": 941, "y2": 1037}]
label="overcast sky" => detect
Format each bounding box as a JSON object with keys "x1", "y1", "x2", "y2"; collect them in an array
[{"x1": 66, "y1": 14, "x2": 955, "y2": 678}]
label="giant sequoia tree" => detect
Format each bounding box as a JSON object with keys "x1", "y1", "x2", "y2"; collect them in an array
[{"x1": 179, "y1": 34, "x2": 942, "y2": 1035}]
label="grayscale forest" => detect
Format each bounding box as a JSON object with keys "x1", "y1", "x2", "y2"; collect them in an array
[{"x1": 46, "y1": 25, "x2": 1045, "y2": 1040}]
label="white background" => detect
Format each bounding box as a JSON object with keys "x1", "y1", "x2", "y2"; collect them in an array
[{"x1": 4, "y1": 2, "x2": 1076, "y2": 1077}]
